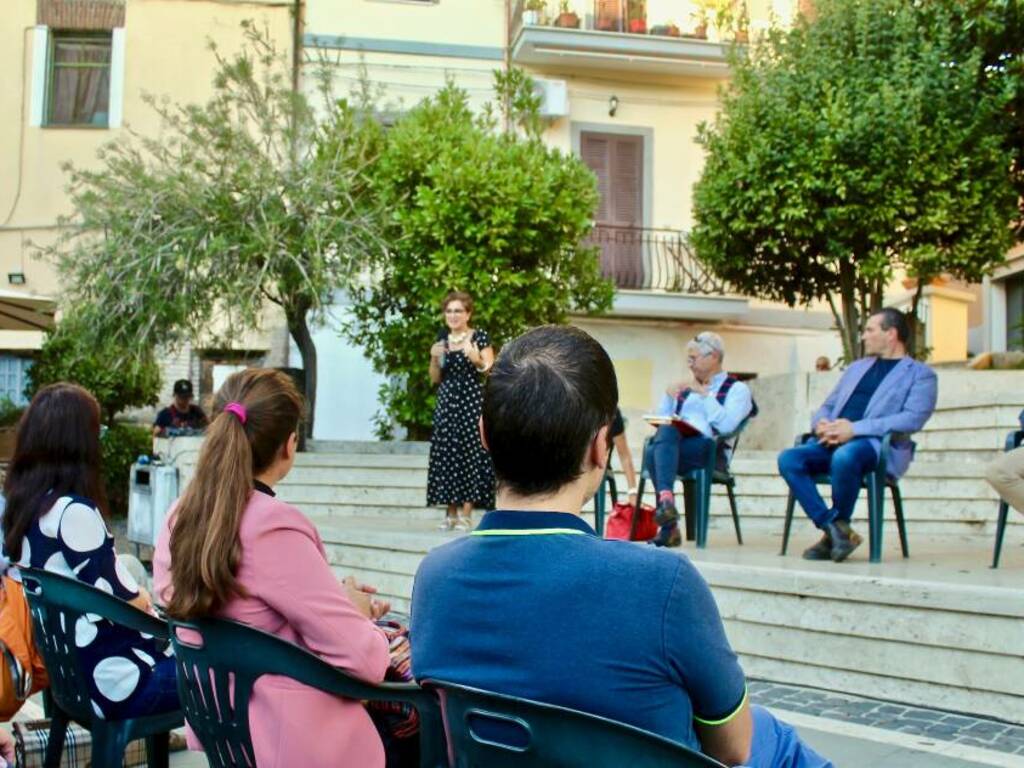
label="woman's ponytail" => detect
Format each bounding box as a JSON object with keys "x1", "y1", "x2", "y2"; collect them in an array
[{"x1": 166, "y1": 369, "x2": 304, "y2": 618}]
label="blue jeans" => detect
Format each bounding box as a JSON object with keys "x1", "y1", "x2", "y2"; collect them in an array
[
  {"x1": 749, "y1": 705, "x2": 833, "y2": 768},
  {"x1": 122, "y1": 656, "x2": 180, "y2": 717},
  {"x1": 649, "y1": 427, "x2": 715, "y2": 537},
  {"x1": 650, "y1": 425, "x2": 715, "y2": 496},
  {"x1": 777, "y1": 438, "x2": 877, "y2": 528}
]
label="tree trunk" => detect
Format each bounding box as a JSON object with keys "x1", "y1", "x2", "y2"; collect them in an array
[
  {"x1": 837, "y1": 257, "x2": 861, "y2": 362},
  {"x1": 907, "y1": 277, "x2": 927, "y2": 359},
  {"x1": 286, "y1": 303, "x2": 317, "y2": 441}
]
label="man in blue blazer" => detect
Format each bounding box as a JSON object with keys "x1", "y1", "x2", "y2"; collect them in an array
[{"x1": 778, "y1": 308, "x2": 938, "y2": 562}]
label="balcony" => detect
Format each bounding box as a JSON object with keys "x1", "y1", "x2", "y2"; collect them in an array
[
  {"x1": 586, "y1": 225, "x2": 746, "y2": 319},
  {"x1": 511, "y1": 0, "x2": 743, "y2": 77}
]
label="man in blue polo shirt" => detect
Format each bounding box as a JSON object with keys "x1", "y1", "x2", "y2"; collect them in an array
[{"x1": 410, "y1": 325, "x2": 830, "y2": 768}]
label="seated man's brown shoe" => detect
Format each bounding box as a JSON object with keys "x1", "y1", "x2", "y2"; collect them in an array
[
  {"x1": 801, "y1": 533, "x2": 832, "y2": 560},
  {"x1": 827, "y1": 520, "x2": 862, "y2": 563}
]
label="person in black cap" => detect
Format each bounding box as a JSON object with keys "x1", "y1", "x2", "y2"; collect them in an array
[{"x1": 153, "y1": 379, "x2": 208, "y2": 436}]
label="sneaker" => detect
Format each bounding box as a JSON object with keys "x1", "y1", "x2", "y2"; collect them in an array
[
  {"x1": 453, "y1": 516, "x2": 473, "y2": 532},
  {"x1": 437, "y1": 517, "x2": 456, "y2": 532},
  {"x1": 655, "y1": 499, "x2": 679, "y2": 526},
  {"x1": 827, "y1": 520, "x2": 862, "y2": 563},
  {"x1": 801, "y1": 533, "x2": 832, "y2": 560},
  {"x1": 650, "y1": 525, "x2": 682, "y2": 548}
]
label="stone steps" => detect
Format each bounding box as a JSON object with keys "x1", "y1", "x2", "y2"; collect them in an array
[{"x1": 315, "y1": 516, "x2": 1024, "y2": 725}]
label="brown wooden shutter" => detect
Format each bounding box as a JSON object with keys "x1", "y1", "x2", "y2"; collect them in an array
[
  {"x1": 581, "y1": 134, "x2": 610, "y2": 223},
  {"x1": 579, "y1": 131, "x2": 644, "y2": 288}
]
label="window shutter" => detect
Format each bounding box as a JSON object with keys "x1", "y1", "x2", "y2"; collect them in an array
[
  {"x1": 109, "y1": 26, "x2": 124, "y2": 127},
  {"x1": 29, "y1": 26, "x2": 48, "y2": 127},
  {"x1": 581, "y1": 133, "x2": 610, "y2": 223},
  {"x1": 610, "y1": 136, "x2": 642, "y2": 228}
]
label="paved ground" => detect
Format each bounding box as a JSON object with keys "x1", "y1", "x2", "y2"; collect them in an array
[
  {"x1": 750, "y1": 680, "x2": 1024, "y2": 758},
  {"x1": 10, "y1": 683, "x2": 1019, "y2": 767}
]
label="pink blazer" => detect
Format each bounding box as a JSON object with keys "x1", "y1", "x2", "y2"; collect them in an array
[{"x1": 153, "y1": 490, "x2": 390, "y2": 768}]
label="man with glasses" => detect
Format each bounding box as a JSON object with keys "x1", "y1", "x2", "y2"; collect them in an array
[{"x1": 648, "y1": 332, "x2": 754, "y2": 547}]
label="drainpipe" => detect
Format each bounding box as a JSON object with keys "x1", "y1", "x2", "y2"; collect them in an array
[
  {"x1": 504, "y1": 0, "x2": 512, "y2": 133},
  {"x1": 291, "y1": 0, "x2": 304, "y2": 96}
]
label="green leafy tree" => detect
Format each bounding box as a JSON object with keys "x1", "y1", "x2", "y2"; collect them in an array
[
  {"x1": 349, "y1": 70, "x2": 612, "y2": 439},
  {"x1": 46, "y1": 23, "x2": 383, "y2": 436},
  {"x1": 27, "y1": 316, "x2": 162, "y2": 428},
  {"x1": 691, "y1": 0, "x2": 1019, "y2": 360},
  {"x1": 943, "y1": 0, "x2": 1023, "y2": 238}
]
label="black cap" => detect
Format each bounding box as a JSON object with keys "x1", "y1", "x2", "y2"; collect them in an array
[{"x1": 173, "y1": 379, "x2": 194, "y2": 398}]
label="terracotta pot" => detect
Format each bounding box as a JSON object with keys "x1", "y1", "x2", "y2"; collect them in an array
[
  {"x1": 555, "y1": 12, "x2": 580, "y2": 28},
  {"x1": 693, "y1": 23, "x2": 708, "y2": 39},
  {"x1": 733, "y1": 29, "x2": 749, "y2": 43},
  {"x1": 629, "y1": 18, "x2": 646, "y2": 33}
]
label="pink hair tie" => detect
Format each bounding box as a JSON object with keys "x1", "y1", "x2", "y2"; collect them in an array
[{"x1": 224, "y1": 402, "x2": 247, "y2": 425}]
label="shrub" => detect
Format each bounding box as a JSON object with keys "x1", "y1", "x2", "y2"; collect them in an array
[{"x1": 102, "y1": 424, "x2": 153, "y2": 518}]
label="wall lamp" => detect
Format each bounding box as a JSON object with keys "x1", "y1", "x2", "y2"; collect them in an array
[
  {"x1": 608, "y1": 95, "x2": 619, "y2": 117},
  {"x1": 7, "y1": 272, "x2": 25, "y2": 286}
]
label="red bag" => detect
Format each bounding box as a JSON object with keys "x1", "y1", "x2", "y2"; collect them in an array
[{"x1": 604, "y1": 501, "x2": 658, "y2": 541}]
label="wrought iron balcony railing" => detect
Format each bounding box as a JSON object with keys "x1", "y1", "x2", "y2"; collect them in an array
[{"x1": 584, "y1": 225, "x2": 729, "y2": 295}]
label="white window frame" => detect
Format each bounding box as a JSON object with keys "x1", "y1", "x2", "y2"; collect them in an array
[{"x1": 29, "y1": 25, "x2": 125, "y2": 129}]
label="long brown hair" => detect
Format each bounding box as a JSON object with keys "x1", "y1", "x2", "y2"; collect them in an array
[
  {"x1": 3, "y1": 383, "x2": 109, "y2": 561},
  {"x1": 165, "y1": 368, "x2": 304, "y2": 618}
]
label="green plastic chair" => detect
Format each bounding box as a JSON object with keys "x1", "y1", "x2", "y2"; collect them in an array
[
  {"x1": 593, "y1": 444, "x2": 618, "y2": 536},
  {"x1": 165, "y1": 614, "x2": 447, "y2": 768},
  {"x1": 991, "y1": 426, "x2": 1024, "y2": 568},
  {"x1": 635, "y1": 418, "x2": 752, "y2": 546},
  {"x1": 780, "y1": 431, "x2": 910, "y2": 563},
  {"x1": 423, "y1": 680, "x2": 727, "y2": 768},
  {"x1": 20, "y1": 567, "x2": 183, "y2": 768}
]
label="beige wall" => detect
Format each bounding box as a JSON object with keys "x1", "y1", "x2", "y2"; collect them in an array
[
  {"x1": 307, "y1": 0, "x2": 505, "y2": 48},
  {"x1": 0, "y1": 0, "x2": 293, "y2": 299}
]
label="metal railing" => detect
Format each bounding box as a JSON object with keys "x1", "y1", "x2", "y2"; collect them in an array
[{"x1": 583, "y1": 225, "x2": 729, "y2": 294}]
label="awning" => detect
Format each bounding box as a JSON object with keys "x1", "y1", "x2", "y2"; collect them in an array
[{"x1": 0, "y1": 290, "x2": 56, "y2": 332}]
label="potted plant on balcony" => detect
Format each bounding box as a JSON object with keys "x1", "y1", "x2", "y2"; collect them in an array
[
  {"x1": 650, "y1": 21, "x2": 681, "y2": 37},
  {"x1": 627, "y1": 0, "x2": 646, "y2": 33},
  {"x1": 523, "y1": 0, "x2": 545, "y2": 26},
  {"x1": 732, "y1": 3, "x2": 750, "y2": 43},
  {"x1": 554, "y1": 0, "x2": 580, "y2": 28},
  {"x1": 687, "y1": 3, "x2": 710, "y2": 39}
]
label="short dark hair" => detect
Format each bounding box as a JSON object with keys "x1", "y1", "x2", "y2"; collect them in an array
[
  {"x1": 482, "y1": 325, "x2": 618, "y2": 497},
  {"x1": 873, "y1": 307, "x2": 910, "y2": 343}
]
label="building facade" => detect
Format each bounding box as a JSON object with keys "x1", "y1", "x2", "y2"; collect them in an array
[
  {"x1": 304, "y1": 0, "x2": 842, "y2": 437},
  {"x1": 0, "y1": 0, "x2": 294, "y2": 408}
]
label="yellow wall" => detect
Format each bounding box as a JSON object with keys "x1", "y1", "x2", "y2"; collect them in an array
[
  {"x1": 0, "y1": 0, "x2": 292, "y2": 299},
  {"x1": 928, "y1": 292, "x2": 970, "y2": 363}
]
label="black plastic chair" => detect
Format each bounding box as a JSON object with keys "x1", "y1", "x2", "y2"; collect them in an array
[
  {"x1": 424, "y1": 679, "x2": 726, "y2": 768},
  {"x1": 991, "y1": 427, "x2": 1024, "y2": 568},
  {"x1": 780, "y1": 431, "x2": 909, "y2": 563},
  {"x1": 634, "y1": 418, "x2": 752, "y2": 546},
  {"x1": 20, "y1": 567, "x2": 183, "y2": 768},
  {"x1": 165, "y1": 614, "x2": 447, "y2": 768}
]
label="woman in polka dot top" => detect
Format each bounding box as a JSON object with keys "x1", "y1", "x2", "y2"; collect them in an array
[{"x1": 2, "y1": 383, "x2": 179, "y2": 720}]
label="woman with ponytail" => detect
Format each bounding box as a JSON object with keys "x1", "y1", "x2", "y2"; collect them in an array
[{"x1": 153, "y1": 369, "x2": 392, "y2": 767}]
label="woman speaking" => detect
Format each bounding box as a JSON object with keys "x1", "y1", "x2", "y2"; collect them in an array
[{"x1": 427, "y1": 291, "x2": 496, "y2": 530}]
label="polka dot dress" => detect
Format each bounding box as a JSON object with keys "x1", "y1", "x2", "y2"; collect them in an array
[
  {"x1": 427, "y1": 328, "x2": 496, "y2": 510},
  {"x1": 17, "y1": 495, "x2": 173, "y2": 719}
]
